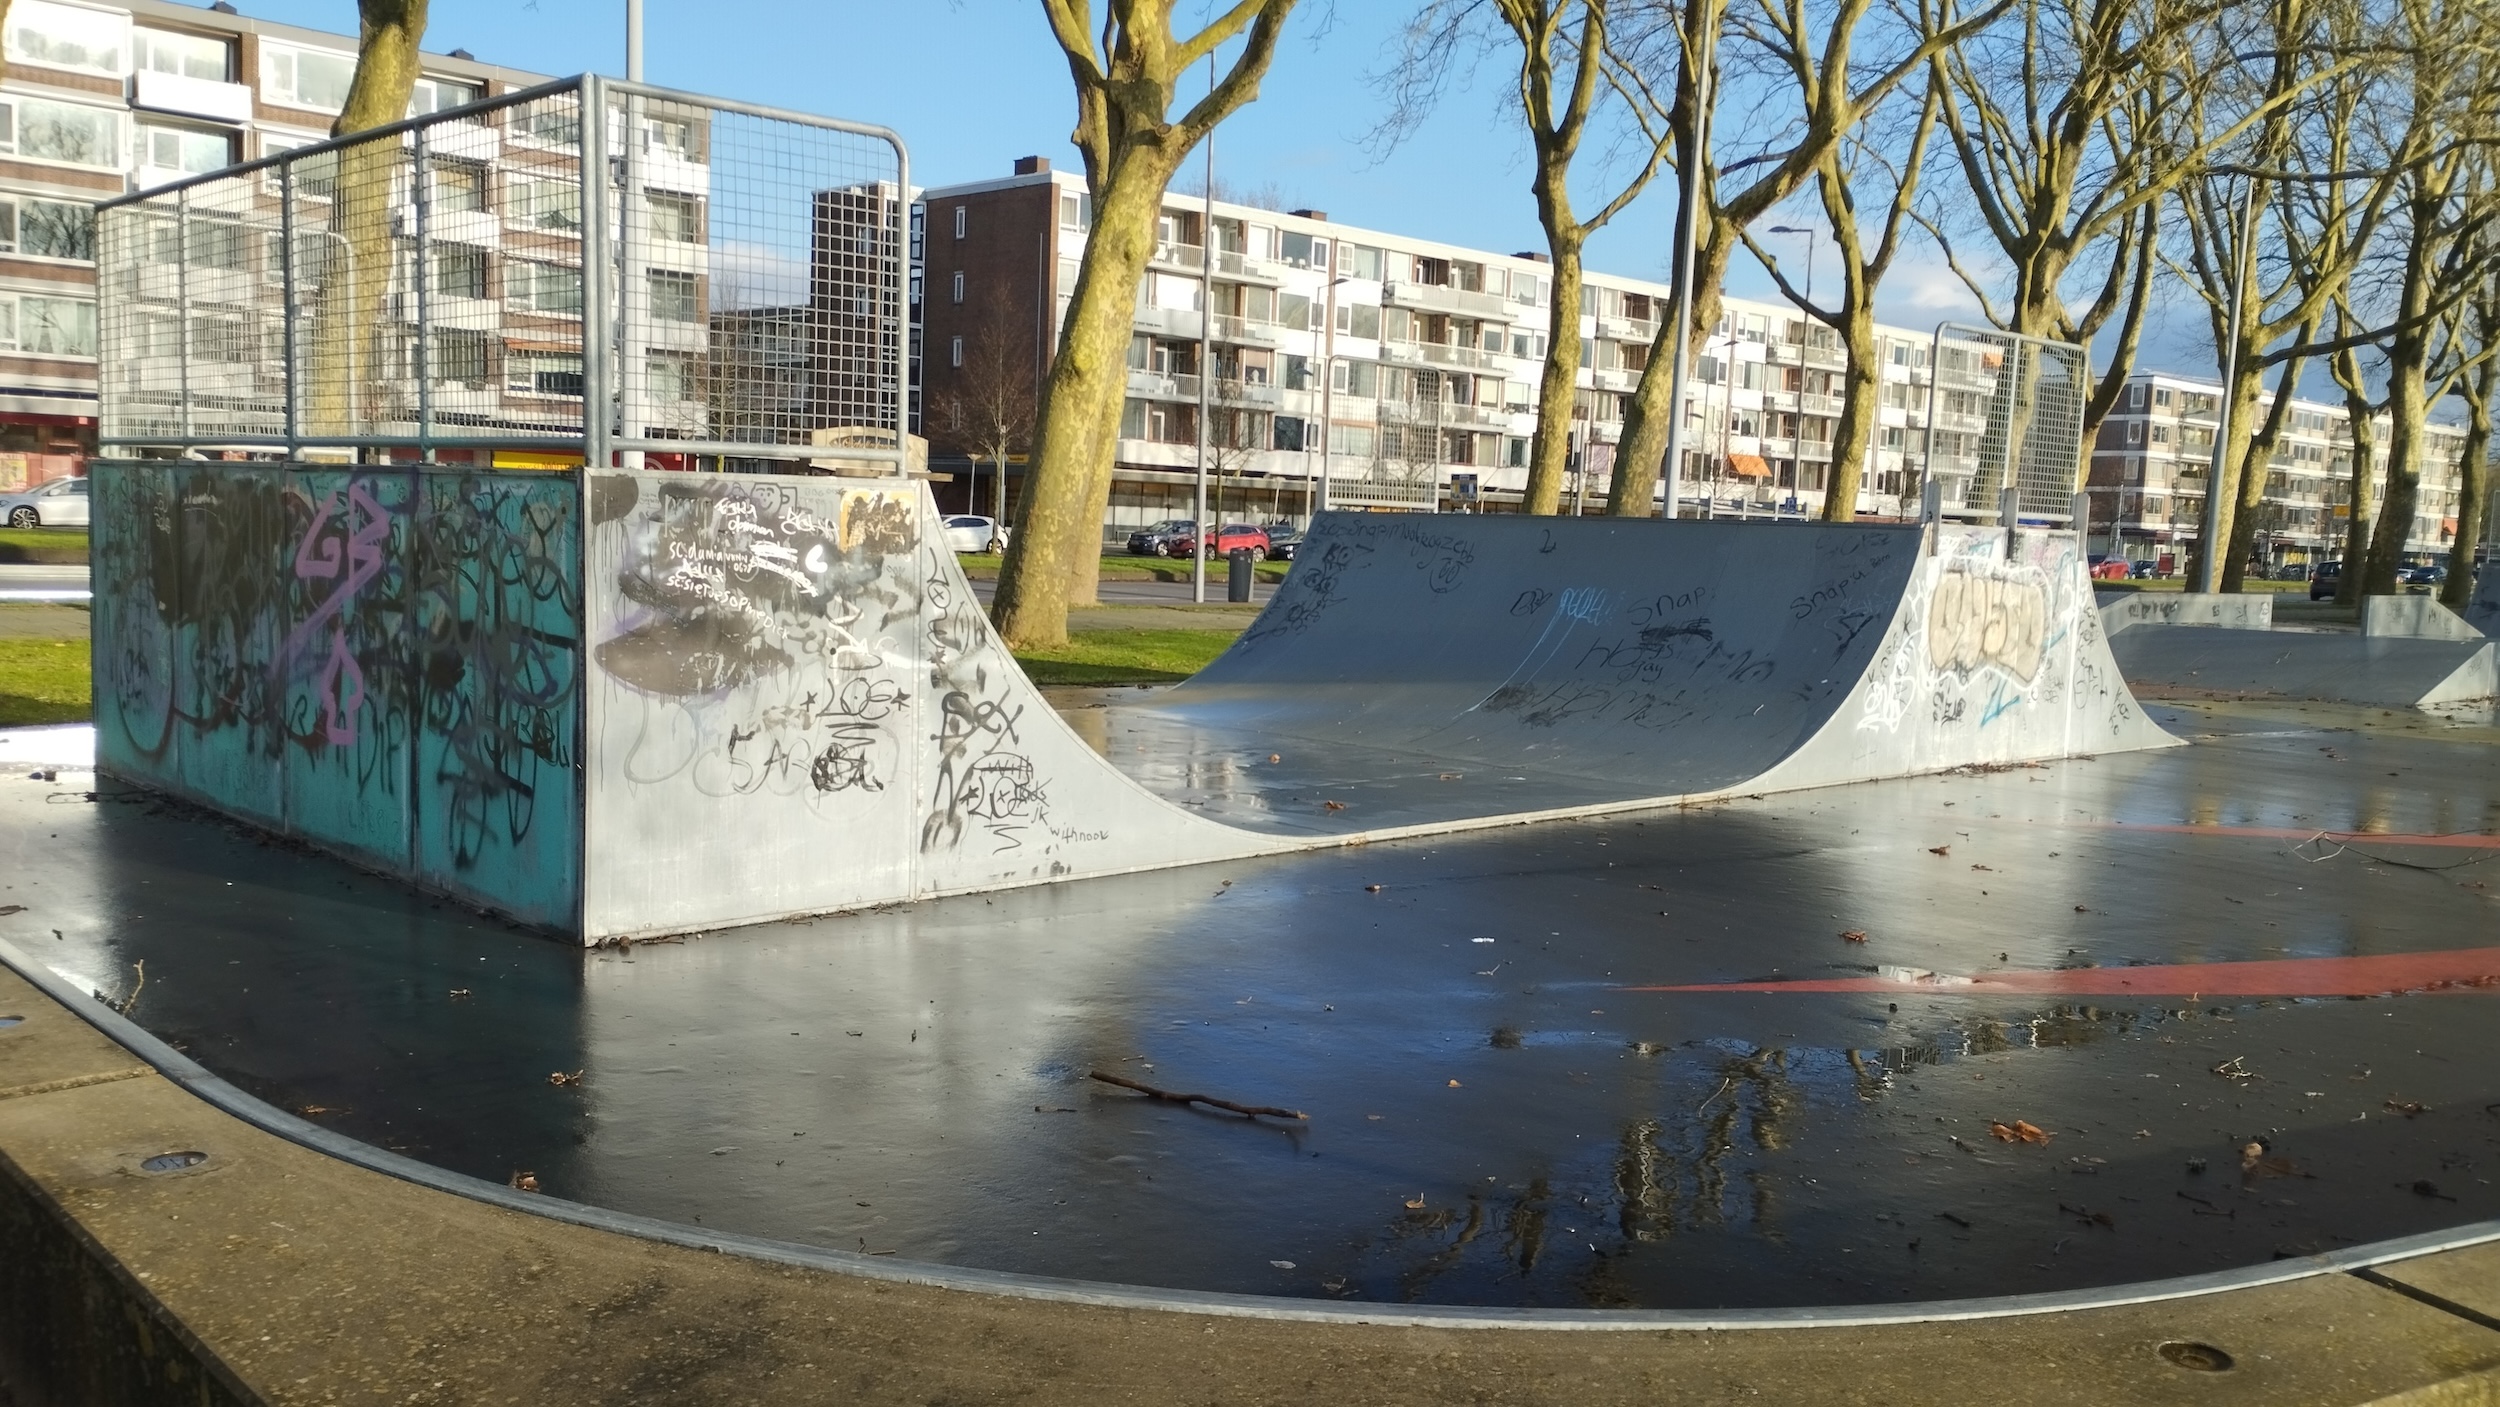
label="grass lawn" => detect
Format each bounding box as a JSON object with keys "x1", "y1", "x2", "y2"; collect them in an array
[
  {"x1": 1011, "y1": 628, "x2": 1241, "y2": 686},
  {"x1": 0, "y1": 637, "x2": 91, "y2": 725},
  {"x1": 956, "y1": 552, "x2": 1293, "y2": 584}
]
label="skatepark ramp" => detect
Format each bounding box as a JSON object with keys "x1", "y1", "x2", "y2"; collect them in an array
[{"x1": 93, "y1": 466, "x2": 2173, "y2": 942}]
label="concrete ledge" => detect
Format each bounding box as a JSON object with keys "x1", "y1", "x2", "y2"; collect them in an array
[
  {"x1": 4, "y1": 950, "x2": 2500, "y2": 1404},
  {"x1": 2366, "y1": 595, "x2": 2489, "y2": 642},
  {"x1": 2099, "y1": 591, "x2": 2275, "y2": 636}
]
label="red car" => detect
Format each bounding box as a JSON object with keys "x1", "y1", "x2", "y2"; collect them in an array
[
  {"x1": 1167, "y1": 523, "x2": 1272, "y2": 559},
  {"x1": 2089, "y1": 556, "x2": 2131, "y2": 580}
]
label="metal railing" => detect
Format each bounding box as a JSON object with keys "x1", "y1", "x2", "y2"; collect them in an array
[
  {"x1": 1920, "y1": 323, "x2": 2090, "y2": 524},
  {"x1": 96, "y1": 74, "x2": 909, "y2": 470}
]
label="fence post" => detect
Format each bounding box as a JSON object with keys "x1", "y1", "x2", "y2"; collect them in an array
[{"x1": 581, "y1": 76, "x2": 612, "y2": 472}]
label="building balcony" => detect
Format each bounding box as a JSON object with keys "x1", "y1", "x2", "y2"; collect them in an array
[
  {"x1": 1596, "y1": 316, "x2": 1655, "y2": 343},
  {"x1": 1209, "y1": 313, "x2": 1281, "y2": 344},
  {"x1": 132, "y1": 69, "x2": 254, "y2": 123},
  {"x1": 1935, "y1": 365, "x2": 1997, "y2": 394},
  {"x1": 1800, "y1": 392, "x2": 1842, "y2": 416},
  {"x1": 1796, "y1": 439, "x2": 1834, "y2": 462},
  {"x1": 1133, "y1": 305, "x2": 1202, "y2": 339},
  {"x1": 1383, "y1": 279, "x2": 1510, "y2": 319},
  {"x1": 1933, "y1": 408, "x2": 1988, "y2": 434},
  {"x1": 1758, "y1": 435, "x2": 1798, "y2": 458},
  {"x1": 1149, "y1": 241, "x2": 1206, "y2": 273},
  {"x1": 1801, "y1": 344, "x2": 1846, "y2": 371},
  {"x1": 1212, "y1": 250, "x2": 1285, "y2": 285},
  {"x1": 1127, "y1": 369, "x2": 1200, "y2": 401},
  {"x1": 1587, "y1": 365, "x2": 1641, "y2": 392}
]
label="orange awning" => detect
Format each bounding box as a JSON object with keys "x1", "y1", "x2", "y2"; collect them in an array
[{"x1": 1726, "y1": 452, "x2": 1772, "y2": 479}]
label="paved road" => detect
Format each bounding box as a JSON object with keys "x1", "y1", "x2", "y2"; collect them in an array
[{"x1": 0, "y1": 564, "x2": 88, "y2": 602}]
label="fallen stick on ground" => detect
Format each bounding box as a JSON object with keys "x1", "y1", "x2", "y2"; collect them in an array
[{"x1": 1088, "y1": 1070, "x2": 1306, "y2": 1121}]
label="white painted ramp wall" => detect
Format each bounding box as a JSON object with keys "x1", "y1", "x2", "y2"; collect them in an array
[
  {"x1": 578, "y1": 473, "x2": 1259, "y2": 942},
  {"x1": 1756, "y1": 526, "x2": 2178, "y2": 790}
]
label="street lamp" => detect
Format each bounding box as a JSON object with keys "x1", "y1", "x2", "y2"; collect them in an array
[
  {"x1": 1766, "y1": 225, "x2": 1816, "y2": 305},
  {"x1": 1317, "y1": 273, "x2": 1351, "y2": 518}
]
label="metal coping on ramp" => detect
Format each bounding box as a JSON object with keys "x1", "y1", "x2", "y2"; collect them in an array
[
  {"x1": 92, "y1": 466, "x2": 2172, "y2": 943},
  {"x1": 5, "y1": 931, "x2": 2497, "y2": 1331}
]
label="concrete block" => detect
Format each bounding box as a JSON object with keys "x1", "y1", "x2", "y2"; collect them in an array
[
  {"x1": 2100, "y1": 592, "x2": 2273, "y2": 637},
  {"x1": 2365, "y1": 595, "x2": 2487, "y2": 641}
]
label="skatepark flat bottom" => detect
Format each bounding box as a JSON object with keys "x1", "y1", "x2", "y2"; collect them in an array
[{"x1": 3, "y1": 701, "x2": 2497, "y2": 1311}]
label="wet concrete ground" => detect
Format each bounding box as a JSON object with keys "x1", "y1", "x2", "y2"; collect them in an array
[{"x1": 3, "y1": 700, "x2": 2497, "y2": 1310}]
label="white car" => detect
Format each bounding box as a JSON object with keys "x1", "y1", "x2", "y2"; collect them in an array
[
  {"x1": 0, "y1": 476, "x2": 89, "y2": 529},
  {"x1": 942, "y1": 515, "x2": 1009, "y2": 553}
]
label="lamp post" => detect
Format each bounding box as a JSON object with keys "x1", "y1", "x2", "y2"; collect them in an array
[
  {"x1": 1766, "y1": 224, "x2": 1816, "y2": 305},
  {"x1": 1659, "y1": 3, "x2": 1716, "y2": 520},
  {"x1": 1318, "y1": 273, "x2": 1350, "y2": 518}
]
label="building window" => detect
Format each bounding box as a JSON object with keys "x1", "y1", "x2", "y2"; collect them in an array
[
  {"x1": 428, "y1": 158, "x2": 487, "y2": 213},
  {"x1": 1059, "y1": 192, "x2": 1090, "y2": 231},
  {"x1": 509, "y1": 178, "x2": 580, "y2": 232},
  {"x1": 949, "y1": 335, "x2": 963, "y2": 368},
  {"x1": 647, "y1": 269, "x2": 699, "y2": 322},
  {"x1": 646, "y1": 191, "x2": 700, "y2": 243},
  {"x1": 644, "y1": 116, "x2": 696, "y2": 158},
  {"x1": 133, "y1": 28, "x2": 230, "y2": 80},
  {"x1": 952, "y1": 205, "x2": 966, "y2": 239},
  {"x1": 409, "y1": 76, "x2": 484, "y2": 117},
  {"x1": 0, "y1": 99, "x2": 125, "y2": 170},
  {"x1": 507, "y1": 353, "x2": 583, "y2": 397},
  {"x1": 138, "y1": 122, "x2": 233, "y2": 178},
  {"x1": 647, "y1": 351, "x2": 697, "y2": 402},
  {"x1": 6, "y1": 1, "x2": 126, "y2": 76},
  {"x1": 951, "y1": 271, "x2": 964, "y2": 304},
  {"x1": 2126, "y1": 420, "x2": 2144, "y2": 445},
  {"x1": 431, "y1": 244, "x2": 487, "y2": 298},
  {"x1": 507, "y1": 260, "x2": 584, "y2": 315},
  {"x1": 430, "y1": 328, "x2": 489, "y2": 387},
  {"x1": 260, "y1": 43, "x2": 357, "y2": 112},
  {"x1": 0, "y1": 199, "x2": 93, "y2": 261},
  {"x1": 0, "y1": 295, "x2": 97, "y2": 356}
]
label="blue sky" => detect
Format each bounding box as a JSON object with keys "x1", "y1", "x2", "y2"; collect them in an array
[{"x1": 230, "y1": 0, "x2": 2253, "y2": 378}]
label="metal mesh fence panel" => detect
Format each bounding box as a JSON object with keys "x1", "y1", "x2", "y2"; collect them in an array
[
  {"x1": 97, "y1": 77, "x2": 903, "y2": 467},
  {"x1": 1922, "y1": 324, "x2": 2090, "y2": 523},
  {"x1": 600, "y1": 82, "x2": 908, "y2": 467}
]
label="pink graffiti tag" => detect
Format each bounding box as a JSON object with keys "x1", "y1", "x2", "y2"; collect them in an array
[{"x1": 280, "y1": 481, "x2": 391, "y2": 745}]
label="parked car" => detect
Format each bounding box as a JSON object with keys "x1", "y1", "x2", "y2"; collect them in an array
[
  {"x1": 2310, "y1": 560, "x2": 2341, "y2": 600},
  {"x1": 2088, "y1": 555, "x2": 2131, "y2": 581},
  {"x1": 941, "y1": 515, "x2": 1009, "y2": 554},
  {"x1": 1264, "y1": 524, "x2": 1305, "y2": 561},
  {"x1": 1126, "y1": 519, "x2": 1196, "y2": 556},
  {"x1": 1167, "y1": 523, "x2": 1271, "y2": 560},
  {"x1": 2129, "y1": 560, "x2": 2159, "y2": 579},
  {"x1": 2399, "y1": 562, "x2": 2445, "y2": 594},
  {"x1": 0, "y1": 476, "x2": 88, "y2": 529}
]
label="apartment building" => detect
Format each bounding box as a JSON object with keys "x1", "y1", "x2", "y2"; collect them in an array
[
  {"x1": 0, "y1": 0, "x2": 545, "y2": 481},
  {"x1": 2086, "y1": 372, "x2": 2478, "y2": 573},
  {"x1": 918, "y1": 161, "x2": 1963, "y2": 533}
]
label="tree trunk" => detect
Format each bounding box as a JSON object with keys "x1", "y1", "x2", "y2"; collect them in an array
[
  {"x1": 1820, "y1": 314, "x2": 1879, "y2": 520},
  {"x1": 2364, "y1": 355, "x2": 2428, "y2": 597},
  {"x1": 1523, "y1": 237, "x2": 1585, "y2": 515},
  {"x1": 2328, "y1": 345, "x2": 2375, "y2": 606},
  {"x1": 2221, "y1": 353, "x2": 2304, "y2": 592},
  {"x1": 304, "y1": 0, "x2": 428, "y2": 449},
  {"x1": 1608, "y1": 234, "x2": 1733, "y2": 515},
  {"x1": 2439, "y1": 353, "x2": 2491, "y2": 612},
  {"x1": 992, "y1": 151, "x2": 1178, "y2": 648}
]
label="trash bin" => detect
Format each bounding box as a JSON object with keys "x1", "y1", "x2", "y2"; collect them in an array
[{"x1": 1226, "y1": 547, "x2": 1254, "y2": 603}]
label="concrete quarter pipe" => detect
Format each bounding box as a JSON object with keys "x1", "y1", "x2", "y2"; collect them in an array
[{"x1": 91, "y1": 464, "x2": 2173, "y2": 941}]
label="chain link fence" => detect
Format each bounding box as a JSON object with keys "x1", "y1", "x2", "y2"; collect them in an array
[
  {"x1": 96, "y1": 75, "x2": 908, "y2": 470},
  {"x1": 1920, "y1": 324, "x2": 2090, "y2": 523}
]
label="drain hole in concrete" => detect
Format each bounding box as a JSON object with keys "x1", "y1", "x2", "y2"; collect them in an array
[
  {"x1": 140, "y1": 1151, "x2": 208, "y2": 1173},
  {"x1": 0, "y1": 1015, "x2": 21, "y2": 1028},
  {"x1": 2157, "y1": 1342, "x2": 2234, "y2": 1372}
]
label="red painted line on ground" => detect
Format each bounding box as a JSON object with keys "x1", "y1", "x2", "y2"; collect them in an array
[
  {"x1": 1623, "y1": 947, "x2": 2500, "y2": 997},
  {"x1": 2099, "y1": 822, "x2": 2500, "y2": 849}
]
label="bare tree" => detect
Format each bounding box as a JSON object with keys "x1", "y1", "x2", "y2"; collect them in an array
[
  {"x1": 2324, "y1": 306, "x2": 2381, "y2": 604},
  {"x1": 1605, "y1": 0, "x2": 2004, "y2": 516},
  {"x1": 1384, "y1": 1, "x2": 1675, "y2": 515},
  {"x1": 990, "y1": 0, "x2": 1297, "y2": 651},
  {"x1": 932, "y1": 303, "x2": 1038, "y2": 543},
  {"x1": 1741, "y1": 78, "x2": 1942, "y2": 520},
  {"x1": 2439, "y1": 281, "x2": 2495, "y2": 611}
]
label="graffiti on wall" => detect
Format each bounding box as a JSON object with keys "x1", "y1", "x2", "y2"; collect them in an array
[{"x1": 90, "y1": 461, "x2": 580, "y2": 928}]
